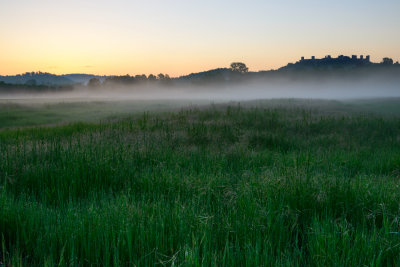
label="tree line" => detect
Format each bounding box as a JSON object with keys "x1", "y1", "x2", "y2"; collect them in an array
[{"x1": 88, "y1": 73, "x2": 172, "y2": 88}]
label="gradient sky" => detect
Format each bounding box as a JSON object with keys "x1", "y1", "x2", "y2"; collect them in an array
[{"x1": 1, "y1": 0, "x2": 399, "y2": 77}]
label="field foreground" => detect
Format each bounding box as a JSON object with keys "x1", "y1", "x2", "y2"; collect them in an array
[{"x1": 1, "y1": 99, "x2": 400, "y2": 266}]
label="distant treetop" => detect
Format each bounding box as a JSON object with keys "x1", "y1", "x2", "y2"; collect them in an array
[
  {"x1": 230, "y1": 62, "x2": 248, "y2": 74},
  {"x1": 382, "y1": 57, "x2": 394, "y2": 65}
]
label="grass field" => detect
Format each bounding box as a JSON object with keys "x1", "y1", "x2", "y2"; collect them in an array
[
  {"x1": 0, "y1": 98, "x2": 214, "y2": 129},
  {"x1": 1, "y1": 98, "x2": 400, "y2": 266}
]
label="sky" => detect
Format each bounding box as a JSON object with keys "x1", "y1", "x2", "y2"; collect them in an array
[{"x1": 0, "y1": 0, "x2": 399, "y2": 77}]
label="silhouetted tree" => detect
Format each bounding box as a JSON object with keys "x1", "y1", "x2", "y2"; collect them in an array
[
  {"x1": 88, "y1": 78, "x2": 101, "y2": 88},
  {"x1": 382, "y1": 58, "x2": 394, "y2": 65},
  {"x1": 148, "y1": 74, "x2": 157, "y2": 82},
  {"x1": 157, "y1": 73, "x2": 172, "y2": 81},
  {"x1": 230, "y1": 62, "x2": 248, "y2": 73},
  {"x1": 157, "y1": 73, "x2": 172, "y2": 86},
  {"x1": 103, "y1": 75, "x2": 137, "y2": 85},
  {"x1": 135, "y1": 74, "x2": 147, "y2": 82}
]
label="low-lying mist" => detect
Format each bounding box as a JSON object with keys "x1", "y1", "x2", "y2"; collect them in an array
[{"x1": 1, "y1": 77, "x2": 399, "y2": 103}]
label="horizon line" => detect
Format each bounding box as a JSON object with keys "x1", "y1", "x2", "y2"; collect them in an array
[{"x1": 1, "y1": 54, "x2": 398, "y2": 78}]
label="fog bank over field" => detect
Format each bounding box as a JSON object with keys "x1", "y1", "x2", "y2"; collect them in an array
[
  {"x1": 0, "y1": 77, "x2": 399, "y2": 103},
  {"x1": 2, "y1": 57, "x2": 400, "y2": 102}
]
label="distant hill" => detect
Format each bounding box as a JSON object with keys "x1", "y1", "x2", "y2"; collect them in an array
[
  {"x1": 278, "y1": 55, "x2": 400, "y2": 72},
  {"x1": 0, "y1": 72, "x2": 73, "y2": 86},
  {"x1": 179, "y1": 68, "x2": 232, "y2": 81},
  {"x1": 177, "y1": 68, "x2": 250, "y2": 85},
  {"x1": 63, "y1": 74, "x2": 109, "y2": 85},
  {"x1": 0, "y1": 80, "x2": 72, "y2": 94},
  {"x1": 0, "y1": 72, "x2": 110, "y2": 86}
]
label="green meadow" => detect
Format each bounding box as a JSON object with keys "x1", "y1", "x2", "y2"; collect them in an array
[{"x1": 1, "y1": 98, "x2": 400, "y2": 266}]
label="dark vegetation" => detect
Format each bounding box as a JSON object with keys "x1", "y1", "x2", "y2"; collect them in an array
[
  {"x1": 0, "y1": 72, "x2": 73, "y2": 86},
  {"x1": 0, "y1": 81, "x2": 73, "y2": 94},
  {"x1": 99, "y1": 73, "x2": 172, "y2": 87},
  {"x1": 1, "y1": 99, "x2": 400, "y2": 266}
]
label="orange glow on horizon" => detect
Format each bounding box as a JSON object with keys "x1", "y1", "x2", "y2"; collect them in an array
[
  {"x1": 1, "y1": 1, "x2": 399, "y2": 77},
  {"x1": 1, "y1": 52, "x2": 398, "y2": 78}
]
